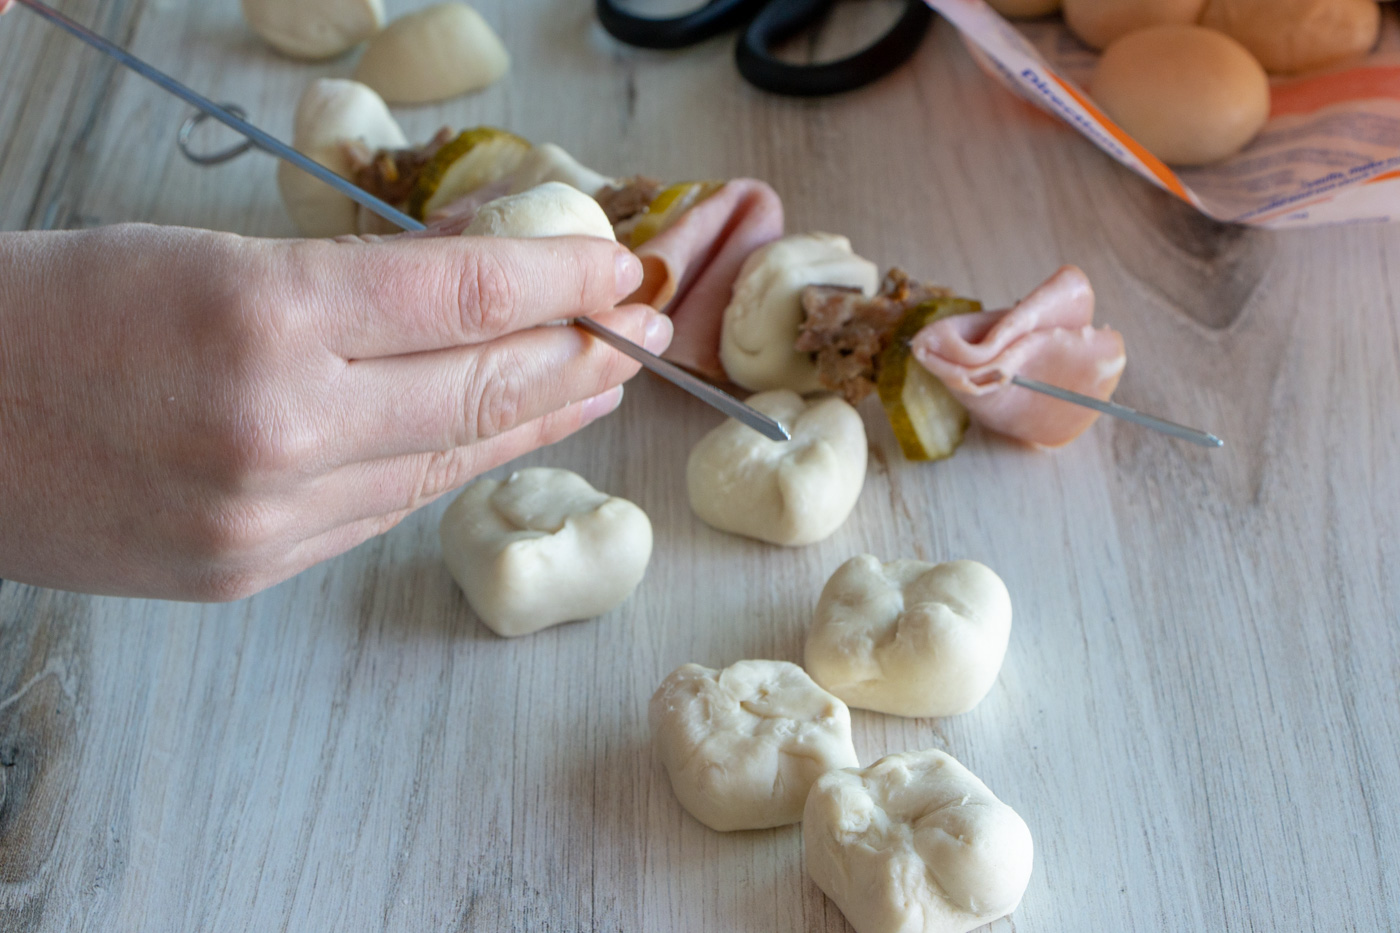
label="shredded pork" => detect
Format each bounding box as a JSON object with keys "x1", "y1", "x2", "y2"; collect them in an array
[
  {"x1": 797, "y1": 269, "x2": 954, "y2": 403},
  {"x1": 345, "y1": 127, "x2": 455, "y2": 207}
]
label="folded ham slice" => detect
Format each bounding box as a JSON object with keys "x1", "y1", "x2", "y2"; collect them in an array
[
  {"x1": 912, "y1": 266, "x2": 1126, "y2": 449},
  {"x1": 626, "y1": 179, "x2": 784, "y2": 380}
]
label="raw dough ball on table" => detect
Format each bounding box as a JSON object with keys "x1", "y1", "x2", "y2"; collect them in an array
[
  {"x1": 804, "y1": 749, "x2": 1034, "y2": 933},
  {"x1": 277, "y1": 79, "x2": 407, "y2": 237},
  {"x1": 439, "y1": 468, "x2": 652, "y2": 637},
  {"x1": 720, "y1": 233, "x2": 879, "y2": 394},
  {"x1": 1063, "y1": 0, "x2": 1206, "y2": 49},
  {"x1": 805, "y1": 556, "x2": 1013, "y2": 718},
  {"x1": 1201, "y1": 0, "x2": 1380, "y2": 74},
  {"x1": 465, "y1": 182, "x2": 616, "y2": 240},
  {"x1": 650, "y1": 660, "x2": 859, "y2": 831},
  {"x1": 354, "y1": 2, "x2": 510, "y2": 104},
  {"x1": 985, "y1": 0, "x2": 1062, "y2": 17},
  {"x1": 1091, "y1": 26, "x2": 1270, "y2": 166},
  {"x1": 686, "y1": 390, "x2": 867, "y2": 547},
  {"x1": 241, "y1": 0, "x2": 382, "y2": 60}
]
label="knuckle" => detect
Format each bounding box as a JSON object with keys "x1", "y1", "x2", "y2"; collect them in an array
[
  {"x1": 189, "y1": 566, "x2": 268, "y2": 603},
  {"x1": 210, "y1": 407, "x2": 320, "y2": 484},
  {"x1": 465, "y1": 356, "x2": 525, "y2": 441},
  {"x1": 573, "y1": 248, "x2": 603, "y2": 311},
  {"x1": 187, "y1": 498, "x2": 281, "y2": 562},
  {"x1": 456, "y1": 249, "x2": 519, "y2": 337},
  {"x1": 410, "y1": 450, "x2": 475, "y2": 508}
]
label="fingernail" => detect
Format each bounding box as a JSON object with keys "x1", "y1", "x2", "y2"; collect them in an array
[
  {"x1": 582, "y1": 386, "x2": 624, "y2": 421},
  {"x1": 615, "y1": 251, "x2": 644, "y2": 301},
  {"x1": 643, "y1": 313, "x2": 674, "y2": 354}
]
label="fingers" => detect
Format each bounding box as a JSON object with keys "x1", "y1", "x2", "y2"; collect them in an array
[
  {"x1": 291, "y1": 387, "x2": 623, "y2": 548},
  {"x1": 282, "y1": 234, "x2": 645, "y2": 359},
  {"x1": 330, "y1": 302, "x2": 670, "y2": 463}
]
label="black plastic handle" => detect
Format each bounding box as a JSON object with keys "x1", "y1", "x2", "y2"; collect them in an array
[
  {"x1": 596, "y1": 0, "x2": 766, "y2": 50},
  {"x1": 736, "y1": 0, "x2": 933, "y2": 97}
]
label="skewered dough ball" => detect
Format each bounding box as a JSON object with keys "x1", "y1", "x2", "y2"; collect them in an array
[
  {"x1": 1063, "y1": 0, "x2": 1207, "y2": 49},
  {"x1": 241, "y1": 0, "x2": 383, "y2": 60},
  {"x1": 720, "y1": 233, "x2": 879, "y2": 394},
  {"x1": 353, "y1": 2, "x2": 510, "y2": 104},
  {"x1": 1201, "y1": 0, "x2": 1380, "y2": 74},
  {"x1": 804, "y1": 749, "x2": 1034, "y2": 933},
  {"x1": 686, "y1": 390, "x2": 867, "y2": 547},
  {"x1": 439, "y1": 468, "x2": 652, "y2": 637},
  {"x1": 986, "y1": 0, "x2": 1062, "y2": 17},
  {"x1": 1091, "y1": 26, "x2": 1270, "y2": 166},
  {"x1": 465, "y1": 182, "x2": 616, "y2": 240},
  {"x1": 805, "y1": 556, "x2": 1013, "y2": 718},
  {"x1": 277, "y1": 79, "x2": 407, "y2": 237},
  {"x1": 650, "y1": 660, "x2": 860, "y2": 831},
  {"x1": 506, "y1": 144, "x2": 615, "y2": 198}
]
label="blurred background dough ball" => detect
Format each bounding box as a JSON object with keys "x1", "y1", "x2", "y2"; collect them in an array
[
  {"x1": 1091, "y1": 25, "x2": 1270, "y2": 166},
  {"x1": 985, "y1": 0, "x2": 1062, "y2": 17},
  {"x1": 1201, "y1": 0, "x2": 1380, "y2": 74},
  {"x1": 241, "y1": 0, "x2": 383, "y2": 60},
  {"x1": 353, "y1": 2, "x2": 510, "y2": 104},
  {"x1": 1063, "y1": 0, "x2": 1207, "y2": 49}
]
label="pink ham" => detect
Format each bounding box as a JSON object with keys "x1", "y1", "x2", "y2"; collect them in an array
[
  {"x1": 626, "y1": 179, "x2": 784, "y2": 380},
  {"x1": 912, "y1": 266, "x2": 1126, "y2": 449}
]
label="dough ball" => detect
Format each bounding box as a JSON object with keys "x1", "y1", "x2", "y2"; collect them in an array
[
  {"x1": 439, "y1": 468, "x2": 652, "y2": 637},
  {"x1": 465, "y1": 181, "x2": 616, "y2": 240},
  {"x1": 507, "y1": 143, "x2": 615, "y2": 198},
  {"x1": 241, "y1": 0, "x2": 382, "y2": 60},
  {"x1": 805, "y1": 556, "x2": 1012, "y2": 718},
  {"x1": 1201, "y1": 0, "x2": 1380, "y2": 74},
  {"x1": 804, "y1": 749, "x2": 1034, "y2": 933},
  {"x1": 686, "y1": 390, "x2": 867, "y2": 547},
  {"x1": 985, "y1": 0, "x2": 1062, "y2": 17},
  {"x1": 1063, "y1": 0, "x2": 1206, "y2": 49},
  {"x1": 277, "y1": 79, "x2": 407, "y2": 237},
  {"x1": 1091, "y1": 26, "x2": 1270, "y2": 166},
  {"x1": 353, "y1": 2, "x2": 510, "y2": 105},
  {"x1": 650, "y1": 660, "x2": 859, "y2": 831},
  {"x1": 720, "y1": 233, "x2": 879, "y2": 394}
]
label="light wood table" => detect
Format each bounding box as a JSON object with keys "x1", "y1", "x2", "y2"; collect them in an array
[{"x1": 2, "y1": 2, "x2": 1398, "y2": 930}]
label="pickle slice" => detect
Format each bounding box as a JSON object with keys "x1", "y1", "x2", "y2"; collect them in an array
[
  {"x1": 877, "y1": 298, "x2": 982, "y2": 462},
  {"x1": 406, "y1": 127, "x2": 531, "y2": 220},
  {"x1": 627, "y1": 180, "x2": 723, "y2": 248}
]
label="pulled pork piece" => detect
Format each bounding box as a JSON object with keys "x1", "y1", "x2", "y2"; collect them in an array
[
  {"x1": 797, "y1": 269, "x2": 953, "y2": 404},
  {"x1": 596, "y1": 175, "x2": 664, "y2": 228},
  {"x1": 345, "y1": 127, "x2": 455, "y2": 207}
]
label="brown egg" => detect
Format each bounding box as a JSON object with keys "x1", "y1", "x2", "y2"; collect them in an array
[
  {"x1": 985, "y1": 0, "x2": 1062, "y2": 17},
  {"x1": 1063, "y1": 0, "x2": 1207, "y2": 49},
  {"x1": 1091, "y1": 26, "x2": 1271, "y2": 166},
  {"x1": 1201, "y1": 0, "x2": 1380, "y2": 74}
]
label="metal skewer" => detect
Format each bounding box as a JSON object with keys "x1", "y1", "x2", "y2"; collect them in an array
[
  {"x1": 1011, "y1": 376, "x2": 1223, "y2": 448},
  {"x1": 14, "y1": 0, "x2": 791, "y2": 443},
  {"x1": 15, "y1": 0, "x2": 1223, "y2": 450}
]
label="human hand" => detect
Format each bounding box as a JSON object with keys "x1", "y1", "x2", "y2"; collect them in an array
[{"x1": 0, "y1": 223, "x2": 668, "y2": 600}]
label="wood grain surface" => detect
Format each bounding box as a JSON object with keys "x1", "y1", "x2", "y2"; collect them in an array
[{"x1": 2, "y1": 1, "x2": 1398, "y2": 931}]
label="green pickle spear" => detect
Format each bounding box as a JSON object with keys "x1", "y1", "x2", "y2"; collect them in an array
[{"x1": 876, "y1": 297, "x2": 982, "y2": 462}]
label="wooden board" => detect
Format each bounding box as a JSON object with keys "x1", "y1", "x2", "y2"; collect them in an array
[{"x1": 2, "y1": 1, "x2": 1398, "y2": 930}]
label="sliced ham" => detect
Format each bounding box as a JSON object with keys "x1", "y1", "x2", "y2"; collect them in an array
[
  {"x1": 912, "y1": 266, "x2": 1126, "y2": 449},
  {"x1": 626, "y1": 179, "x2": 784, "y2": 380}
]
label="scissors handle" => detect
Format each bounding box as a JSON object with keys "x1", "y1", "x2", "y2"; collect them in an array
[
  {"x1": 596, "y1": 0, "x2": 765, "y2": 50},
  {"x1": 736, "y1": 0, "x2": 934, "y2": 97}
]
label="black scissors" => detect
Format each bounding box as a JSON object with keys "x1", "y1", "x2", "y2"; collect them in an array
[{"x1": 597, "y1": 0, "x2": 934, "y2": 97}]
